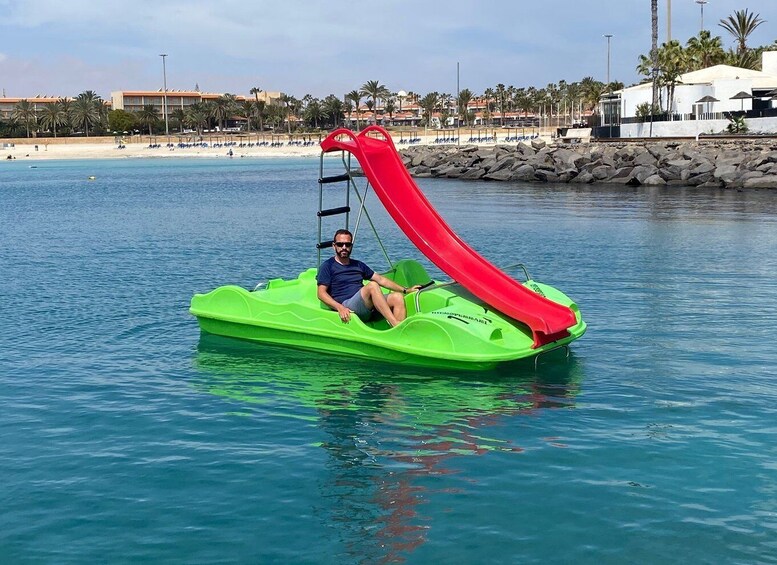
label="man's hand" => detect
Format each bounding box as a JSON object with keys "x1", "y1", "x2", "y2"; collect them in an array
[
  {"x1": 336, "y1": 304, "x2": 352, "y2": 323},
  {"x1": 405, "y1": 285, "x2": 423, "y2": 293}
]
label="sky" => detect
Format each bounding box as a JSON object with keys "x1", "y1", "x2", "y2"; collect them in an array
[{"x1": 1, "y1": 0, "x2": 776, "y2": 101}]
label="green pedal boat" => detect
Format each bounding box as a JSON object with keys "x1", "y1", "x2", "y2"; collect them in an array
[{"x1": 190, "y1": 127, "x2": 586, "y2": 370}]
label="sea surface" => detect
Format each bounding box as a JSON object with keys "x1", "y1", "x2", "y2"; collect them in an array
[{"x1": 2, "y1": 156, "x2": 777, "y2": 564}]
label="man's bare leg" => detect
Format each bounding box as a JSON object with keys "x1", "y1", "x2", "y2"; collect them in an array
[{"x1": 360, "y1": 282, "x2": 399, "y2": 326}]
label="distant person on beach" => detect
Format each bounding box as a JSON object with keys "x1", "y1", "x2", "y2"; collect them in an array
[{"x1": 317, "y1": 229, "x2": 420, "y2": 327}]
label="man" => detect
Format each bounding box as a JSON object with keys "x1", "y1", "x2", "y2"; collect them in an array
[{"x1": 317, "y1": 229, "x2": 421, "y2": 327}]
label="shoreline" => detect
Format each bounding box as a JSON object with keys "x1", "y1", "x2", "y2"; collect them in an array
[{"x1": 1, "y1": 130, "x2": 554, "y2": 162}]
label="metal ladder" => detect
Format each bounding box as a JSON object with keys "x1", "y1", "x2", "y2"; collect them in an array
[{"x1": 316, "y1": 149, "x2": 392, "y2": 269}]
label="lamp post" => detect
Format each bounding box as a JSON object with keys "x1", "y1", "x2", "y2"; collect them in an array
[
  {"x1": 604, "y1": 34, "x2": 613, "y2": 89},
  {"x1": 696, "y1": 0, "x2": 708, "y2": 33},
  {"x1": 159, "y1": 53, "x2": 169, "y2": 136}
]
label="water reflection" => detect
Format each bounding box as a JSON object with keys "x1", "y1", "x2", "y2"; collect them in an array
[{"x1": 193, "y1": 335, "x2": 584, "y2": 562}]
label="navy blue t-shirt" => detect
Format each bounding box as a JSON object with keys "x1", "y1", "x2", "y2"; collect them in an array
[{"x1": 317, "y1": 257, "x2": 375, "y2": 303}]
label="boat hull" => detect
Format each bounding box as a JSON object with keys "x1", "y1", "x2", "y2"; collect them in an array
[{"x1": 190, "y1": 260, "x2": 586, "y2": 370}]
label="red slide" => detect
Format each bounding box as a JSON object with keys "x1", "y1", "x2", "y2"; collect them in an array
[{"x1": 320, "y1": 126, "x2": 576, "y2": 348}]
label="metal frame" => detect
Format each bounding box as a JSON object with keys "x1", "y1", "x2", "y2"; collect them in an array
[{"x1": 317, "y1": 148, "x2": 393, "y2": 269}]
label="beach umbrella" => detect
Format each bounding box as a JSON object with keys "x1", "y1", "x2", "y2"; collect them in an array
[
  {"x1": 696, "y1": 95, "x2": 719, "y2": 116},
  {"x1": 730, "y1": 91, "x2": 752, "y2": 111}
]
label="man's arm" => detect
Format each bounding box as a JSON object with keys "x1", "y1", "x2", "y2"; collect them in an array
[
  {"x1": 317, "y1": 284, "x2": 352, "y2": 323},
  {"x1": 370, "y1": 273, "x2": 421, "y2": 295}
]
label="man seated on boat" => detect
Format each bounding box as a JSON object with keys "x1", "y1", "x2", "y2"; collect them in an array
[{"x1": 317, "y1": 229, "x2": 421, "y2": 327}]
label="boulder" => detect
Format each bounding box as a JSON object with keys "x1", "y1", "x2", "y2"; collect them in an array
[
  {"x1": 642, "y1": 174, "x2": 667, "y2": 186},
  {"x1": 743, "y1": 176, "x2": 777, "y2": 189},
  {"x1": 534, "y1": 170, "x2": 559, "y2": 183},
  {"x1": 531, "y1": 138, "x2": 546, "y2": 150},
  {"x1": 484, "y1": 168, "x2": 514, "y2": 181},
  {"x1": 511, "y1": 164, "x2": 536, "y2": 181},
  {"x1": 570, "y1": 171, "x2": 594, "y2": 184},
  {"x1": 460, "y1": 167, "x2": 486, "y2": 180}
]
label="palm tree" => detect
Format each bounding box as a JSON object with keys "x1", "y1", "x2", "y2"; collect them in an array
[
  {"x1": 719, "y1": 9, "x2": 765, "y2": 55},
  {"x1": 239, "y1": 100, "x2": 255, "y2": 133},
  {"x1": 686, "y1": 30, "x2": 725, "y2": 70},
  {"x1": 457, "y1": 89, "x2": 473, "y2": 126},
  {"x1": 278, "y1": 93, "x2": 295, "y2": 133},
  {"x1": 579, "y1": 77, "x2": 605, "y2": 112},
  {"x1": 383, "y1": 97, "x2": 396, "y2": 124},
  {"x1": 346, "y1": 90, "x2": 362, "y2": 129},
  {"x1": 137, "y1": 105, "x2": 159, "y2": 136},
  {"x1": 360, "y1": 80, "x2": 390, "y2": 125},
  {"x1": 69, "y1": 91, "x2": 104, "y2": 137},
  {"x1": 724, "y1": 48, "x2": 761, "y2": 70},
  {"x1": 39, "y1": 100, "x2": 68, "y2": 137},
  {"x1": 171, "y1": 108, "x2": 186, "y2": 133},
  {"x1": 418, "y1": 92, "x2": 439, "y2": 127},
  {"x1": 322, "y1": 95, "x2": 344, "y2": 128},
  {"x1": 211, "y1": 94, "x2": 237, "y2": 131},
  {"x1": 185, "y1": 102, "x2": 209, "y2": 135},
  {"x1": 303, "y1": 99, "x2": 324, "y2": 129},
  {"x1": 480, "y1": 88, "x2": 494, "y2": 126},
  {"x1": 650, "y1": 0, "x2": 659, "y2": 131},
  {"x1": 12, "y1": 100, "x2": 38, "y2": 138},
  {"x1": 250, "y1": 87, "x2": 267, "y2": 132},
  {"x1": 494, "y1": 83, "x2": 508, "y2": 126}
]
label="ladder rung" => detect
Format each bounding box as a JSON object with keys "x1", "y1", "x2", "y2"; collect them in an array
[
  {"x1": 317, "y1": 206, "x2": 350, "y2": 218},
  {"x1": 316, "y1": 240, "x2": 333, "y2": 249},
  {"x1": 319, "y1": 173, "x2": 350, "y2": 184}
]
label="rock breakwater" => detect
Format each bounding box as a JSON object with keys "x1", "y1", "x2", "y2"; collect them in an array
[{"x1": 398, "y1": 139, "x2": 777, "y2": 189}]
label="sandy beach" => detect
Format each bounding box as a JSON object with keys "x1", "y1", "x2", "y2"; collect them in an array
[
  {"x1": 2, "y1": 130, "x2": 550, "y2": 162},
  {"x1": 2, "y1": 138, "x2": 322, "y2": 161}
]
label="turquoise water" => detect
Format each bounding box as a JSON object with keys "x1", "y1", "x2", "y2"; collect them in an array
[{"x1": 2, "y1": 157, "x2": 777, "y2": 563}]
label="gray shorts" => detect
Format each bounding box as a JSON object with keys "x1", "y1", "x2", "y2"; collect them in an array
[{"x1": 342, "y1": 288, "x2": 373, "y2": 321}]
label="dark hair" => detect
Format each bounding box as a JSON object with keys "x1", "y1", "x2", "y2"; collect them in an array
[{"x1": 333, "y1": 229, "x2": 352, "y2": 240}]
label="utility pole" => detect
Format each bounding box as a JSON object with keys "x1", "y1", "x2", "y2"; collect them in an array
[
  {"x1": 696, "y1": 0, "x2": 708, "y2": 33},
  {"x1": 160, "y1": 53, "x2": 169, "y2": 136},
  {"x1": 667, "y1": 0, "x2": 672, "y2": 42}
]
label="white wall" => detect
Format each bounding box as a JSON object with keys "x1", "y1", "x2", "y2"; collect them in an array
[{"x1": 620, "y1": 116, "x2": 777, "y2": 137}]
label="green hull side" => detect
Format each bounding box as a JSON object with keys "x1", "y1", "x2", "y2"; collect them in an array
[{"x1": 190, "y1": 260, "x2": 586, "y2": 370}]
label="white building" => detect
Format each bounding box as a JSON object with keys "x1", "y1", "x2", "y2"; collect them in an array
[{"x1": 605, "y1": 51, "x2": 777, "y2": 137}]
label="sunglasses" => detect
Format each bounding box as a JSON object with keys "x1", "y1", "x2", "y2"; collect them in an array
[{"x1": 334, "y1": 241, "x2": 353, "y2": 248}]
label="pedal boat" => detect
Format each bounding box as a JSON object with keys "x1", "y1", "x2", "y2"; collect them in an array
[{"x1": 190, "y1": 259, "x2": 586, "y2": 371}]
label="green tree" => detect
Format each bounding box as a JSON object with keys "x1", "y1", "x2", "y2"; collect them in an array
[
  {"x1": 321, "y1": 95, "x2": 344, "y2": 128},
  {"x1": 107, "y1": 109, "x2": 136, "y2": 133},
  {"x1": 239, "y1": 100, "x2": 255, "y2": 133},
  {"x1": 69, "y1": 91, "x2": 104, "y2": 137},
  {"x1": 185, "y1": 102, "x2": 209, "y2": 135},
  {"x1": 40, "y1": 100, "x2": 69, "y2": 137},
  {"x1": 686, "y1": 30, "x2": 726, "y2": 69},
  {"x1": 302, "y1": 98, "x2": 322, "y2": 128},
  {"x1": 719, "y1": 9, "x2": 765, "y2": 55},
  {"x1": 418, "y1": 92, "x2": 439, "y2": 127},
  {"x1": 250, "y1": 87, "x2": 268, "y2": 132},
  {"x1": 136, "y1": 104, "x2": 159, "y2": 136},
  {"x1": 360, "y1": 80, "x2": 390, "y2": 125},
  {"x1": 457, "y1": 88, "x2": 473, "y2": 126},
  {"x1": 12, "y1": 100, "x2": 37, "y2": 138},
  {"x1": 346, "y1": 90, "x2": 362, "y2": 129},
  {"x1": 494, "y1": 83, "x2": 507, "y2": 126},
  {"x1": 170, "y1": 108, "x2": 186, "y2": 133},
  {"x1": 651, "y1": 0, "x2": 659, "y2": 128},
  {"x1": 212, "y1": 94, "x2": 237, "y2": 131}
]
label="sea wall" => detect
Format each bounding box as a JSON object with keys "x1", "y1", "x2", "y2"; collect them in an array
[{"x1": 398, "y1": 139, "x2": 777, "y2": 189}]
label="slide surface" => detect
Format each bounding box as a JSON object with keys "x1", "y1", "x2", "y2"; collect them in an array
[{"x1": 321, "y1": 126, "x2": 576, "y2": 347}]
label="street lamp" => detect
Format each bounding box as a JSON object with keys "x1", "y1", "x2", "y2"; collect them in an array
[
  {"x1": 159, "y1": 53, "x2": 169, "y2": 136},
  {"x1": 604, "y1": 34, "x2": 613, "y2": 90},
  {"x1": 696, "y1": 0, "x2": 708, "y2": 33}
]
